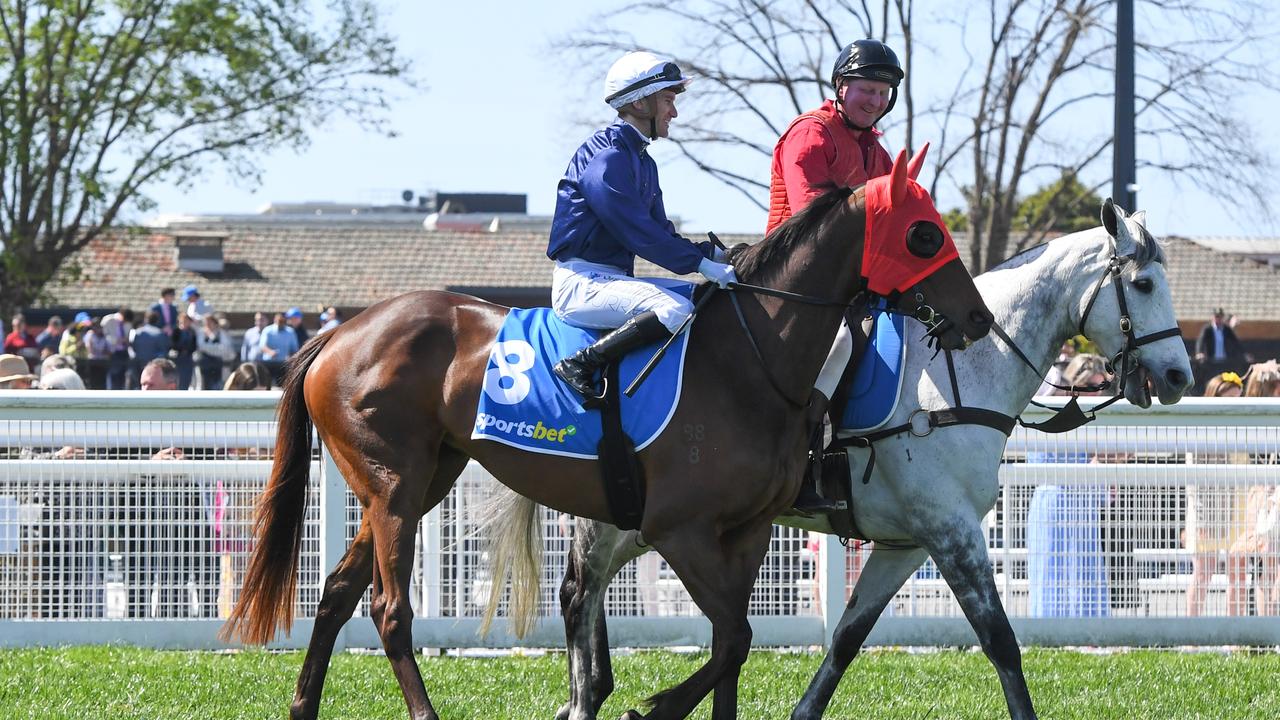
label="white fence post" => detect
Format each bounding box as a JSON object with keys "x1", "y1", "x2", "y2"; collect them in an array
[
  {"x1": 422, "y1": 505, "x2": 442, "y2": 616},
  {"x1": 818, "y1": 533, "x2": 844, "y2": 648},
  {"x1": 320, "y1": 443, "x2": 348, "y2": 651}
]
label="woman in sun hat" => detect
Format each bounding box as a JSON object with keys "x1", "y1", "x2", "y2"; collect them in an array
[{"x1": 0, "y1": 353, "x2": 37, "y2": 389}]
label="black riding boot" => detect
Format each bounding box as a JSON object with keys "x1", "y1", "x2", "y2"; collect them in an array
[
  {"x1": 792, "y1": 392, "x2": 842, "y2": 515},
  {"x1": 554, "y1": 311, "x2": 671, "y2": 402}
]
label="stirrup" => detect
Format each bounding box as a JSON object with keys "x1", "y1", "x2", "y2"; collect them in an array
[
  {"x1": 580, "y1": 376, "x2": 609, "y2": 410},
  {"x1": 789, "y1": 453, "x2": 845, "y2": 516},
  {"x1": 790, "y1": 488, "x2": 843, "y2": 516}
]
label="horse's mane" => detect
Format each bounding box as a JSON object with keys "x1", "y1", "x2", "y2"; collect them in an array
[
  {"x1": 987, "y1": 216, "x2": 1165, "y2": 274},
  {"x1": 1128, "y1": 221, "x2": 1165, "y2": 269},
  {"x1": 729, "y1": 187, "x2": 854, "y2": 279}
]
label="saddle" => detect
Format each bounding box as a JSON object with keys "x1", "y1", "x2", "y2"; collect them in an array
[{"x1": 471, "y1": 305, "x2": 693, "y2": 531}]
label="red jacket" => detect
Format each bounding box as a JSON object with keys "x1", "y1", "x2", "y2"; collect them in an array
[{"x1": 766, "y1": 100, "x2": 893, "y2": 234}]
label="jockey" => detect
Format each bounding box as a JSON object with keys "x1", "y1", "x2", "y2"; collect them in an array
[
  {"x1": 549, "y1": 51, "x2": 737, "y2": 402},
  {"x1": 767, "y1": 38, "x2": 902, "y2": 234},
  {"x1": 767, "y1": 38, "x2": 904, "y2": 513}
]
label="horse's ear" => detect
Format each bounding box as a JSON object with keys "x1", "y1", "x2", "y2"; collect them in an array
[
  {"x1": 890, "y1": 149, "x2": 909, "y2": 204},
  {"x1": 1130, "y1": 209, "x2": 1148, "y2": 228},
  {"x1": 907, "y1": 142, "x2": 930, "y2": 181},
  {"x1": 1101, "y1": 198, "x2": 1118, "y2": 237}
]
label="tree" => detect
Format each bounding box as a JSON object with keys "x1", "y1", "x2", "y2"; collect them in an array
[
  {"x1": 560, "y1": 0, "x2": 1277, "y2": 271},
  {"x1": 944, "y1": 172, "x2": 1102, "y2": 235},
  {"x1": 0, "y1": 0, "x2": 408, "y2": 318},
  {"x1": 1015, "y1": 171, "x2": 1104, "y2": 235}
]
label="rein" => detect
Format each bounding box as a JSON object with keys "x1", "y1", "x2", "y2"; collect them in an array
[
  {"x1": 726, "y1": 286, "x2": 868, "y2": 409},
  {"x1": 726, "y1": 280, "x2": 854, "y2": 307},
  {"x1": 725, "y1": 282, "x2": 954, "y2": 408}
]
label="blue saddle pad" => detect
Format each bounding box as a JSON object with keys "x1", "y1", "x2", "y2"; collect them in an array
[
  {"x1": 838, "y1": 308, "x2": 907, "y2": 433},
  {"x1": 472, "y1": 300, "x2": 692, "y2": 460}
]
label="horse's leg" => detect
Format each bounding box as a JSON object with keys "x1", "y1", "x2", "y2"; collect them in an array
[
  {"x1": 632, "y1": 523, "x2": 772, "y2": 720},
  {"x1": 791, "y1": 545, "x2": 928, "y2": 720},
  {"x1": 293, "y1": 445, "x2": 466, "y2": 720},
  {"x1": 558, "y1": 520, "x2": 647, "y2": 720},
  {"x1": 332, "y1": 430, "x2": 463, "y2": 720},
  {"x1": 366, "y1": 498, "x2": 437, "y2": 720},
  {"x1": 290, "y1": 517, "x2": 375, "y2": 720},
  {"x1": 926, "y1": 521, "x2": 1037, "y2": 720}
]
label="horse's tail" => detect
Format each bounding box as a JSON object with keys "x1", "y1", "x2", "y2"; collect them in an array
[
  {"x1": 476, "y1": 483, "x2": 543, "y2": 639},
  {"x1": 220, "y1": 331, "x2": 335, "y2": 644}
]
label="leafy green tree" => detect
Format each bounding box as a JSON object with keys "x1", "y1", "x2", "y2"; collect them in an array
[
  {"x1": 1014, "y1": 172, "x2": 1104, "y2": 236},
  {"x1": 941, "y1": 207, "x2": 968, "y2": 233},
  {"x1": 943, "y1": 172, "x2": 1103, "y2": 238},
  {"x1": 0, "y1": 0, "x2": 408, "y2": 318}
]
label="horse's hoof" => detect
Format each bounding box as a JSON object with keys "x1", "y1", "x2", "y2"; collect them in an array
[{"x1": 619, "y1": 711, "x2": 646, "y2": 720}]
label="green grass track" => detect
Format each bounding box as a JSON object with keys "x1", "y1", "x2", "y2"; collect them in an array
[{"x1": 1, "y1": 647, "x2": 1278, "y2": 718}]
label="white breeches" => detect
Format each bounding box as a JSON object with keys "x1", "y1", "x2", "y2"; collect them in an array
[
  {"x1": 552, "y1": 259, "x2": 693, "y2": 333},
  {"x1": 814, "y1": 318, "x2": 855, "y2": 401}
]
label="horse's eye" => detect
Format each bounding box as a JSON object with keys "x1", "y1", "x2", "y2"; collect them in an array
[
  {"x1": 1132, "y1": 277, "x2": 1153, "y2": 293},
  {"x1": 906, "y1": 221, "x2": 944, "y2": 258}
]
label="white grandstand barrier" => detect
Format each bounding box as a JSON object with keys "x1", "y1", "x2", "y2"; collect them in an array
[{"x1": 1, "y1": 392, "x2": 1278, "y2": 649}]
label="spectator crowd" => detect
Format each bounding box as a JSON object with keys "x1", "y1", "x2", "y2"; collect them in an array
[{"x1": 2, "y1": 285, "x2": 344, "y2": 391}]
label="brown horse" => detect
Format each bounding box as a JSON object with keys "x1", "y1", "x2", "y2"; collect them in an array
[{"x1": 221, "y1": 149, "x2": 994, "y2": 720}]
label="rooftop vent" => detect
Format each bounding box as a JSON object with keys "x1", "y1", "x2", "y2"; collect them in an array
[{"x1": 173, "y1": 231, "x2": 226, "y2": 273}]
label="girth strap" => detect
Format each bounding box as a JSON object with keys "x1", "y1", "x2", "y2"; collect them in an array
[
  {"x1": 597, "y1": 364, "x2": 646, "y2": 531},
  {"x1": 830, "y1": 406, "x2": 1016, "y2": 486}
]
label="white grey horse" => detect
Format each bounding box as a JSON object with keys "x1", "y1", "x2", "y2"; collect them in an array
[{"x1": 479, "y1": 201, "x2": 1194, "y2": 720}]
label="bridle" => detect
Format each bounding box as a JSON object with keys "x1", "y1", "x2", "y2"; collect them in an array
[
  {"x1": 988, "y1": 248, "x2": 1182, "y2": 424},
  {"x1": 1073, "y1": 251, "x2": 1183, "y2": 398},
  {"x1": 830, "y1": 240, "x2": 1183, "y2": 492}
]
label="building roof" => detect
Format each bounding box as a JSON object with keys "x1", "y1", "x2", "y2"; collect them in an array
[
  {"x1": 40, "y1": 225, "x2": 1280, "y2": 322},
  {"x1": 1176, "y1": 236, "x2": 1280, "y2": 265}
]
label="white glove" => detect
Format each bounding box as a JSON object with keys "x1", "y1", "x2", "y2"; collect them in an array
[
  {"x1": 712, "y1": 245, "x2": 729, "y2": 263},
  {"x1": 698, "y1": 257, "x2": 737, "y2": 288}
]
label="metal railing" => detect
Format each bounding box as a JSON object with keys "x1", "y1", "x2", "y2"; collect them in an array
[{"x1": 1, "y1": 392, "x2": 1278, "y2": 649}]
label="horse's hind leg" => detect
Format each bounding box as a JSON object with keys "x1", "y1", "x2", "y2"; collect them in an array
[
  {"x1": 370, "y1": 446, "x2": 469, "y2": 637},
  {"x1": 291, "y1": 517, "x2": 376, "y2": 720},
  {"x1": 364, "y1": 494, "x2": 438, "y2": 720},
  {"x1": 926, "y1": 521, "x2": 1036, "y2": 719},
  {"x1": 367, "y1": 445, "x2": 470, "y2": 720},
  {"x1": 558, "y1": 520, "x2": 647, "y2": 720},
  {"x1": 792, "y1": 545, "x2": 928, "y2": 720},
  {"x1": 292, "y1": 444, "x2": 467, "y2": 720}
]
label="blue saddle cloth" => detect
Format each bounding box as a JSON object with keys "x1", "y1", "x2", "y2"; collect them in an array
[
  {"x1": 472, "y1": 300, "x2": 692, "y2": 460},
  {"x1": 838, "y1": 307, "x2": 907, "y2": 433}
]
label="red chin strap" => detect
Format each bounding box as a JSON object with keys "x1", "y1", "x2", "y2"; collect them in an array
[{"x1": 861, "y1": 144, "x2": 959, "y2": 296}]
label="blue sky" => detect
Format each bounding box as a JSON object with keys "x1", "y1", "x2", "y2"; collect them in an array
[{"x1": 144, "y1": 1, "x2": 1278, "y2": 238}]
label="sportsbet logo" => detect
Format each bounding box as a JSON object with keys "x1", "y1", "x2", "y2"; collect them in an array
[{"x1": 476, "y1": 413, "x2": 577, "y2": 443}]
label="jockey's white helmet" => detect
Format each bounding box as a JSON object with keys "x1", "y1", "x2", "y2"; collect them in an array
[{"x1": 603, "y1": 52, "x2": 690, "y2": 110}]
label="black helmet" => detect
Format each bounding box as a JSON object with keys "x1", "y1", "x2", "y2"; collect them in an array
[
  {"x1": 831, "y1": 39, "x2": 903, "y2": 124},
  {"x1": 831, "y1": 39, "x2": 904, "y2": 89}
]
